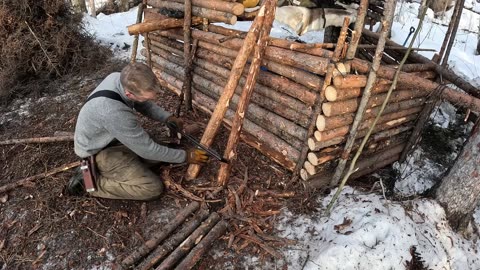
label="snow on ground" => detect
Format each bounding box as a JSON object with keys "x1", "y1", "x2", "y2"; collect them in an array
[
  {"x1": 83, "y1": 3, "x2": 480, "y2": 269},
  {"x1": 278, "y1": 187, "x2": 480, "y2": 270}
]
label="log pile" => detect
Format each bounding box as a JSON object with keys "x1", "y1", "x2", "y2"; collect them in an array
[{"x1": 135, "y1": 2, "x2": 480, "y2": 187}]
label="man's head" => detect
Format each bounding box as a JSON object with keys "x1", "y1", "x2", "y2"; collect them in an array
[{"x1": 120, "y1": 62, "x2": 161, "y2": 102}]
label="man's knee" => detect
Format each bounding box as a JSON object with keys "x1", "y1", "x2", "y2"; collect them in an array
[{"x1": 141, "y1": 180, "x2": 164, "y2": 201}]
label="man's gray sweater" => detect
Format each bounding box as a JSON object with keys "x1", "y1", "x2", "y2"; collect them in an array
[{"x1": 74, "y1": 72, "x2": 186, "y2": 163}]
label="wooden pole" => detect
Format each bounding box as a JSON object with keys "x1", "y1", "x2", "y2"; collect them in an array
[
  {"x1": 136, "y1": 209, "x2": 210, "y2": 270},
  {"x1": 0, "y1": 161, "x2": 80, "y2": 194},
  {"x1": 440, "y1": 0, "x2": 465, "y2": 67},
  {"x1": 325, "y1": 0, "x2": 426, "y2": 215},
  {"x1": 183, "y1": 0, "x2": 193, "y2": 111},
  {"x1": 436, "y1": 0, "x2": 464, "y2": 64},
  {"x1": 0, "y1": 135, "x2": 74, "y2": 145},
  {"x1": 346, "y1": 0, "x2": 368, "y2": 59},
  {"x1": 146, "y1": 0, "x2": 237, "y2": 24},
  {"x1": 155, "y1": 213, "x2": 221, "y2": 270},
  {"x1": 120, "y1": 202, "x2": 200, "y2": 268},
  {"x1": 169, "y1": 0, "x2": 245, "y2": 15},
  {"x1": 127, "y1": 17, "x2": 203, "y2": 35},
  {"x1": 185, "y1": 6, "x2": 265, "y2": 180},
  {"x1": 217, "y1": 0, "x2": 275, "y2": 187},
  {"x1": 131, "y1": 3, "x2": 144, "y2": 63},
  {"x1": 89, "y1": 0, "x2": 96, "y2": 18},
  {"x1": 153, "y1": 68, "x2": 299, "y2": 170},
  {"x1": 173, "y1": 220, "x2": 228, "y2": 270}
]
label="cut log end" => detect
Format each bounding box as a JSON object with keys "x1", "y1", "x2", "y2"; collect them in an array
[
  {"x1": 316, "y1": 115, "x2": 326, "y2": 131},
  {"x1": 304, "y1": 161, "x2": 316, "y2": 175},
  {"x1": 307, "y1": 138, "x2": 316, "y2": 151},
  {"x1": 300, "y1": 169, "x2": 309, "y2": 181},
  {"x1": 322, "y1": 103, "x2": 333, "y2": 117},
  {"x1": 307, "y1": 152, "x2": 318, "y2": 166},
  {"x1": 232, "y1": 4, "x2": 245, "y2": 16},
  {"x1": 325, "y1": 85, "x2": 337, "y2": 102}
]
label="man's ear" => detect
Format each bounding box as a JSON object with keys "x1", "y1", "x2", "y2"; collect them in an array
[{"x1": 125, "y1": 89, "x2": 134, "y2": 99}]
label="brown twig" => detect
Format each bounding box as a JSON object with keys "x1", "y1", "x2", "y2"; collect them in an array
[
  {"x1": 0, "y1": 161, "x2": 80, "y2": 194},
  {"x1": 25, "y1": 21, "x2": 61, "y2": 77}
]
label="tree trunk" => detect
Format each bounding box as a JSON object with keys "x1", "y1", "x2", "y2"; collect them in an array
[
  {"x1": 71, "y1": 0, "x2": 87, "y2": 13},
  {"x1": 435, "y1": 122, "x2": 480, "y2": 232},
  {"x1": 89, "y1": 0, "x2": 96, "y2": 18}
]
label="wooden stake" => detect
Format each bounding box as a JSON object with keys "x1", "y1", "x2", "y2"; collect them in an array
[
  {"x1": 127, "y1": 17, "x2": 203, "y2": 35},
  {"x1": 0, "y1": 135, "x2": 74, "y2": 145},
  {"x1": 217, "y1": 0, "x2": 275, "y2": 187},
  {"x1": 0, "y1": 161, "x2": 80, "y2": 194},
  {"x1": 155, "y1": 213, "x2": 221, "y2": 270},
  {"x1": 185, "y1": 5, "x2": 265, "y2": 180},
  {"x1": 130, "y1": 3, "x2": 144, "y2": 63},
  {"x1": 346, "y1": 0, "x2": 368, "y2": 59},
  {"x1": 173, "y1": 220, "x2": 228, "y2": 270},
  {"x1": 184, "y1": 0, "x2": 193, "y2": 111},
  {"x1": 120, "y1": 202, "x2": 200, "y2": 268},
  {"x1": 135, "y1": 209, "x2": 210, "y2": 270}
]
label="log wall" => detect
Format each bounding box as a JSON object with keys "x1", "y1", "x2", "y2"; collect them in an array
[{"x1": 141, "y1": 10, "x2": 436, "y2": 186}]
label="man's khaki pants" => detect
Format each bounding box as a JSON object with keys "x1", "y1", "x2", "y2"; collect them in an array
[{"x1": 90, "y1": 145, "x2": 164, "y2": 200}]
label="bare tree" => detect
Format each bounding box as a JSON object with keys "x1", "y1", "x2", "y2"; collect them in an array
[
  {"x1": 71, "y1": 0, "x2": 87, "y2": 13},
  {"x1": 435, "y1": 121, "x2": 480, "y2": 233}
]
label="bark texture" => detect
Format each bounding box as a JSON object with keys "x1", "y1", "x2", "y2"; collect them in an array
[{"x1": 436, "y1": 122, "x2": 480, "y2": 232}]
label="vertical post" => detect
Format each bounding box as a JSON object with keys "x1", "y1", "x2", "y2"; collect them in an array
[
  {"x1": 217, "y1": 0, "x2": 276, "y2": 187},
  {"x1": 184, "y1": 0, "x2": 193, "y2": 110},
  {"x1": 185, "y1": 5, "x2": 266, "y2": 180},
  {"x1": 330, "y1": 0, "x2": 396, "y2": 187},
  {"x1": 89, "y1": 0, "x2": 96, "y2": 18},
  {"x1": 436, "y1": 0, "x2": 464, "y2": 64},
  {"x1": 346, "y1": 0, "x2": 368, "y2": 60},
  {"x1": 440, "y1": 0, "x2": 465, "y2": 67},
  {"x1": 130, "y1": 2, "x2": 144, "y2": 63}
]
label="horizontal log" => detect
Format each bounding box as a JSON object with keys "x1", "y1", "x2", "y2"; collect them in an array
[
  {"x1": 146, "y1": 0, "x2": 237, "y2": 24},
  {"x1": 169, "y1": 0, "x2": 245, "y2": 15},
  {"x1": 153, "y1": 68, "x2": 299, "y2": 169},
  {"x1": 303, "y1": 148, "x2": 402, "y2": 184},
  {"x1": 313, "y1": 113, "x2": 418, "y2": 142},
  {"x1": 308, "y1": 120, "x2": 415, "y2": 151},
  {"x1": 351, "y1": 58, "x2": 480, "y2": 112},
  {"x1": 127, "y1": 17, "x2": 203, "y2": 35},
  {"x1": 387, "y1": 63, "x2": 436, "y2": 72},
  {"x1": 363, "y1": 28, "x2": 480, "y2": 100},
  {"x1": 148, "y1": 34, "x2": 318, "y2": 105},
  {"x1": 150, "y1": 52, "x2": 307, "y2": 143},
  {"x1": 316, "y1": 98, "x2": 425, "y2": 131},
  {"x1": 207, "y1": 24, "x2": 334, "y2": 58},
  {"x1": 145, "y1": 46, "x2": 311, "y2": 126},
  {"x1": 325, "y1": 84, "x2": 396, "y2": 102},
  {"x1": 157, "y1": 28, "x2": 329, "y2": 76},
  {"x1": 322, "y1": 90, "x2": 428, "y2": 117},
  {"x1": 307, "y1": 134, "x2": 407, "y2": 166},
  {"x1": 144, "y1": 8, "x2": 169, "y2": 21},
  {"x1": 315, "y1": 107, "x2": 422, "y2": 138},
  {"x1": 150, "y1": 31, "x2": 323, "y2": 91},
  {"x1": 333, "y1": 75, "x2": 391, "y2": 88}
]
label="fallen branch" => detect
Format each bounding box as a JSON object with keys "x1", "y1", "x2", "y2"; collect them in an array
[
  {"x1": 162, "y1": 170, "x2": 221, "y2": 202},
  {"x1": 0, "y1": 161, "x2": 80, "y2": 194},
  {"x1": 0, "y1": 135, "x2": 74, "y2": 145},
  {"x1": 120, "y1": 201, "x2": 200, "y2": 268}
]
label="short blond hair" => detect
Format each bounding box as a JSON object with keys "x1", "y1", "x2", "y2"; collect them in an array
[{"x1": 120, "y1": 62, "x2": 161, "y2": 95}]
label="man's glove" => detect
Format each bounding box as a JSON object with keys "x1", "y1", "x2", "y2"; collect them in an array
[
  {"x1": 166, "y1": 116, "x2": 184, "y2": 131},
  {"x1": 186, "y1": 148, "x2": 209, "y2": 165}
]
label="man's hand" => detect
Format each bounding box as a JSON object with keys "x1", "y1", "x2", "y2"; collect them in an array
[
  {"x1": 166, "y1": 116, "x2": 184, "y2": 131},
  {"x1": 186, "y1": 148, "x2": 209, "y2": 165}
]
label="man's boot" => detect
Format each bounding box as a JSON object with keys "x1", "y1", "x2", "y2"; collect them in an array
[{"x1": 65, "y1": 167, "x2": 85, "y2": 196}]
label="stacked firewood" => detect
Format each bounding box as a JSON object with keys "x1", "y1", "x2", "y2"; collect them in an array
[
  {"x1": 143, "y1": 21, "x2": 433, "y2": 182},
  {"x1": 143, "y1": 24, "x2": 334, "y2": 171},
  {"x1": 145, "y1": 0, "x2": 245, "y2": 24},
  {"x1": 300, "y1": 72, "x2": 430, "y2": 180}
]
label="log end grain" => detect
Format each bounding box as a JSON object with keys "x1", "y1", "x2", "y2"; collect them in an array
[
  {"x1": 232, "y1": 3, "x2": 245, "y2": 16},
  {"x1": 307, "y1": 152, "x2": 319, "y2": 166},
  {"x1": 325, "y1": 85, "x2": 337, "y2": 102},
  {"x1": 316, "y1": 114, "x2": 326, "y2": 131},
  {"x1": 307, "y1": 138, "x2": 316, "y2": 151},
  {"x1": 300, "y1": 169, "x2": 309, "y2": 181},
  {"x1": 321, "y1": 103, "x2": 333, "y2": 117},
  {"x1": 304, "y1": 161, "x2": 316, "y2": 175}
]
